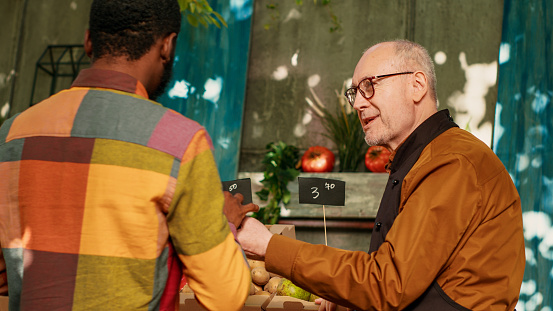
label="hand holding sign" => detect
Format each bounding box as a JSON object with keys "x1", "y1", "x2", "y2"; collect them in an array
[
  {"x1": 221, "y1": 178, "x2": 258, "y2": 228},
  {"x1": 222, "y1": 178, "x2": 253, "y2": 204}
]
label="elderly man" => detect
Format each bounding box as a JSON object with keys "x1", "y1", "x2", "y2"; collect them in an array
[
  {"x1": 0, "y1": 0, "x2": 257, "y2": 310},
  {"x1": 238, "y1": 40, "x2": 525, "y2": 311}
]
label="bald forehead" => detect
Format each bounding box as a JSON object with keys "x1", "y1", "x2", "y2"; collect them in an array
[
  {"x1": 352, "y1": 42, "x2": 398, "y2": 84},
  {"x1": 366, "y1": 42, "x2": 395, "y2": 54},
  {"x1": 362, "y1": 43, "x2": 397, "y2": 67}
]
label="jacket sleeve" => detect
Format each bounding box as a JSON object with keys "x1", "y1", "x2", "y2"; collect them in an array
[
  {"x1": 167, "y1": 129, "x2": 250, "y2": 311},
  {"x1": 265, "y1": 153, "x2": 481, "y2": 310}
]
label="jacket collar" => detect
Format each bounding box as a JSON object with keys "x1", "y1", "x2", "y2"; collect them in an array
[
  {"x1": 388, "y1": 109, "x2": 458, "y2": 174},
  {"x1": 71, "y1": 68, "x2": 149, "y2": 99}
]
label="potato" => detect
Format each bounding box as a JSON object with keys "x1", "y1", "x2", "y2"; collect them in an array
[
  {"x1": 248, "y1": 259, "x2": 265, "y2": 270},
  {"x1": 255, "y1": 290, "x2": 271, "y2": 296},
  {"x1": 249, "y1": 282, "x2": 256, "y2": 295},
  {"x1": 269, "y1": 272, "x2": 282, "y2": 278},
  {"x1": 253, "y1": 283, "x2": 263, "y2": 294},
  {"x1": 251, "y1": 266, "x2": 270, "y2": 286},
  {"x1": 264, "y1": 276, "x2": 281, "y2": 294}
]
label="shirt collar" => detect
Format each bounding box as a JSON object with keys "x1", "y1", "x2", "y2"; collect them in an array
[
  {"x1": 71, "y1": 68, "x2": 149, "y2": 99},
  {"x1": 387, "y1": 109, "x2": 458, "y2": 173}
]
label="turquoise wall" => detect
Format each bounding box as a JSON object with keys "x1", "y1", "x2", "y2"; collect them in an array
[
  {"x1": 159, "y1": 0, "x2": 253, "y2": 181},
  {"x1": 494, "y1": 0, "x2": 553, "y2": 309}
]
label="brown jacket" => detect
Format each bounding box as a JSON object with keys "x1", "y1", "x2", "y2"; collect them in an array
[{"x1": 265, "y1": 110, "x2": 525, "y2": 310}]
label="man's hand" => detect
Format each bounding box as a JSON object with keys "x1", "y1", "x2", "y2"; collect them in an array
[
  {"x1": 315, "y1": 298, "x2": 351, "y2": 311},
  {"x1": 236, "y1": 217, "x2": 273, "y2": 260},
  {"x1": 316, "y1": 298, "x2": 337, "y2": 311},
  {"x1": 223, "y1": 191, "x2": 259, "y2": 228}
]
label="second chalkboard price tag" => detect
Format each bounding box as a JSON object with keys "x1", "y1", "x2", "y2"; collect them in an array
[
  {"x1": 298, "y1": 177, "x2": 346, "y2": 206},
  {"x1": 221, "y1": 178, "x2": 253, "y2": 205}
]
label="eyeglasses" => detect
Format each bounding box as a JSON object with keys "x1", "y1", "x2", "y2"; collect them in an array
[{"x1": 344, "y1": 72, "x2": 414, "y2": 107}]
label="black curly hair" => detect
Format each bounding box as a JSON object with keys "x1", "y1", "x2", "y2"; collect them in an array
[{"x1": 88, "y1": 0, "x2": 181, "y2": 61}]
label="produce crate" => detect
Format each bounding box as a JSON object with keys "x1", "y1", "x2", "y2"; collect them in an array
[
  {"x1": 180, "y1": 292, "x2": 348, "y2": 311},
  {"x1": 264, "y1": 294, "x2": 318, "y2": 310},
  {"x1": 179, "y1": 224, "x2": 349, "y2": 311},
  {"x1": 263, "y1": 224, "x2": 296, "y2": 240},
  {"x1": 181, "y1": 225, "x2": 305, "y2": 311},
  {"x1": 179, "y1": 293, "x2": 270, "y2": 311}
]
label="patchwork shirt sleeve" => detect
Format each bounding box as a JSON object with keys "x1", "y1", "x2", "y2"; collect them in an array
[{"x1": 167, "y1": 129, "x2": 250, "y2": 311}]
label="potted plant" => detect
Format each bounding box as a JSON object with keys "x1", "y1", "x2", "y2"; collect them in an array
[
  {"x1": 305, "y1": 81, "x2": 367, "y2": 172},
  {"x1": 254, "y1": 141, "x2": 300, "y2": 224}
]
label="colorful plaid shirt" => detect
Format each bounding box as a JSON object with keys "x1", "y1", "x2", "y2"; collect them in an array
[{"x1": 0, "y1": 68, "x2": 250, "y2": 310}]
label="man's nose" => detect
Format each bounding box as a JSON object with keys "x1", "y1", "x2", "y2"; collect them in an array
[{"x1": 353, "y1": 93, "x2": 369, "y2": 111}]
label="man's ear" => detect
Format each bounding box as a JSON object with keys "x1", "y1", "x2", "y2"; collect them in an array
[
  {"x1": 84, "y1": 29, "x2": 93, "y2": 59},
  {"x1": 160, "y1": 33, "x2": 178, "y2": 64},
  {"x1": 411, "y1": 71, "x2": 428, "y2": 103}
]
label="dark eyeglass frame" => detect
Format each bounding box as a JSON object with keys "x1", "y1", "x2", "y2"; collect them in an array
[{"x1": 344, "y1": 71, "x2": 414, "y2": 107}]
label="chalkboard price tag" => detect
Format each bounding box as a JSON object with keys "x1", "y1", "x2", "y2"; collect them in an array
[
  {"x1": 298, "y1": 177, "x2": 345, "y2": 206},
  {"x1": 221, "y1": 178, "x2": 253, "y2": 205}
]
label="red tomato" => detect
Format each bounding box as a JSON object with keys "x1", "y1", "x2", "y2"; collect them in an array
[
  {"x1": 301, "y1": 146, "x2": 335, "y2": 172},
  {"x1": 365, "y1": 146, "x2": 391, "y2": 172}
]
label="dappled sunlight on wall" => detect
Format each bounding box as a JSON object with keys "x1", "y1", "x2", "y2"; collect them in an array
[
  {"x1": 158, "y1": 0, "x2": 253, "y2": 181},
  {"x1": 447, "y1": 52, "x2": 497, "y2": 147},
  {"x1": 493, "y1": 0, "x2": 553, "y2": 310}
]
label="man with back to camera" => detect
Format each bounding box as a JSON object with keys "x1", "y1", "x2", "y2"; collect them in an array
[
  {"x1": 237, "y1": 40, "x2": 525, "y2": 311},
  {"x1": 0, "y1": 0, "x2": 258, "y2": 310}
]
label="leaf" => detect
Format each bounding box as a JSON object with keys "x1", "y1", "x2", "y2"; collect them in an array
[
  {"x1": 179, "y1": 0, "x2": 227, "y2": 28},
  {"x1": 212, "y1": 11, "x2": 228, "y2": 27},
  {"x1": 202, "y1": 2, "x2": 214, "y2": 13},
  {"x1": 269, "y1": 210, "x2": 280, "y2": 225},
  {"x1": 282, "y1": 191, "x2": 291, "y2": 205},
  {"x1": 256, "y1": 189, "x2": 270, "y2": 201},
  {"x1": 198, "y1": 17, "x2": 208, "y2": 27},
  {"x1": 177, "y1": 0, "x2": 189, "y2": 11},
  {"x1": 254, "y1": 141, "x2": 300, "y2": 224},
  {"x1": 212, "y1": 19, "x2": 221, "y2": 29},
  {"x1": 186, "y1": 14, "x2": 199, "y2": 27}
]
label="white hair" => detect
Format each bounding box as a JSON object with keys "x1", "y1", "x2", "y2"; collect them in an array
[{"x1": 365, "y1": 39, "x2": 438, "y2": 103}]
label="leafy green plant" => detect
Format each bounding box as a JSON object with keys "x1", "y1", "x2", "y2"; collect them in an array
[
  {"x1": 254, "y1": 141, "x2": 300, "y2": 224},
  {"x1": 306, "y1": 81, "x2": 367, "y2": 172},
  {"x1": 178, "y1": 0, "x2": 227, "y2": 28}
]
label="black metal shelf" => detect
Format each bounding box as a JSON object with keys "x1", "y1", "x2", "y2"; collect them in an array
[{"x1": 30, "y1": 44, "x2": 90, "y2": 106}]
